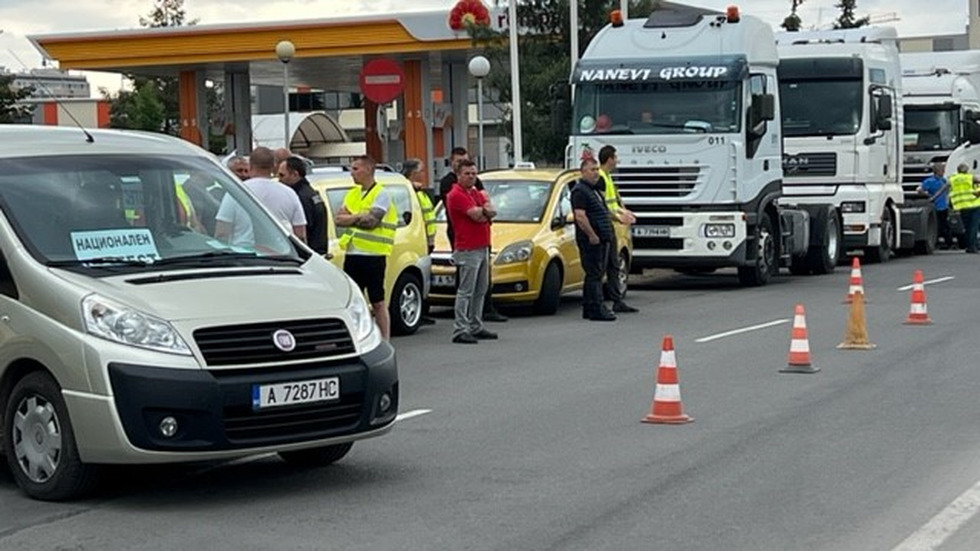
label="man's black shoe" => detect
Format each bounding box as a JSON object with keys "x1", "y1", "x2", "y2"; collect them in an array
[
  {"x1": 483, "y1": 311, "x2": 509, "y2": 322},
  {"x1": 420, "y1": 316, "x2": 437, "y2": 325},
  {"x1": 452, "y1": 333, "x2": 479, "y2": 344},
  {"x1": 473, "y1": 329, "x2": 499, "y2": 340},
  {"x1": 612, "y1": 302, "x2": 639, "y2": 313},
  {"x1": 588, "y1": 312, "x2": 617, "y2": 321}
]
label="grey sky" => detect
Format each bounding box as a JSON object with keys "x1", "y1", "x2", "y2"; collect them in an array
[{"x1": 0, "y1": 0, "x2": 969, "y2": 95}]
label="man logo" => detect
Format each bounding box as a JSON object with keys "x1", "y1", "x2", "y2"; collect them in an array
[{"x1": 272, "y1": 329, "x2": 297, "y2": 352}]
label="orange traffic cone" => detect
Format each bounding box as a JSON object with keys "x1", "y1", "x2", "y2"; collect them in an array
[
  {"x1": 781, "y1": 304, "x2": 820, "y2": 374},
  {"x1": 904, "y1": 270, "x2": 932, "y2": 325},
  {"x1": 837, "y1": 291, "x2": 876, "y2": 350},
  {"x1": 843, "y1": 257, "x2": 867, "y2": 304},
  {"x1": 642, "y1": 335, "x2": 694, "y2": 425}
]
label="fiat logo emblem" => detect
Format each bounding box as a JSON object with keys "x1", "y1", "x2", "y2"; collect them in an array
[{"x1": 272, "y1": 329, "x2": 296, "y2": 352}]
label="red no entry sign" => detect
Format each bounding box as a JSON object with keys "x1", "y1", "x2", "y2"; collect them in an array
[{"x1": 359, "y1": 58, "x2": 405, "y2": 104}]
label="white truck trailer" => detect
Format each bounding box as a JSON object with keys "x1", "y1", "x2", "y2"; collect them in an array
[
  {"x1": 566, "y1": 4, "x2": 833, "y2": 285},
  {"x1": 776, "y1": 27, "x2": 935, "y2": 262}
]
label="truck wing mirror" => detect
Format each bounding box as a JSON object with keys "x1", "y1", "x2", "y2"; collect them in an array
[
  {"x1": 751, "y1": 93, "x2": 776, "y2": 122},
  {"x1": 965, "y1": 120, "x2": 980, "y2": 144}
]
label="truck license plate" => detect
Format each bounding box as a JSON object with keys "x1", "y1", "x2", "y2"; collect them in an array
[
  {"x1": 252, "y1": 377, "x2": 339, "y2": 410},
  {"x1": 632, "y1": 226, "x2": 671, "y2": 238}
]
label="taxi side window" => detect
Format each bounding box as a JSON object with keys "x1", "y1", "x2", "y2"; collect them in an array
[
  {"x1": 387, "y1": 186, "x2": 412, "y2": 227},
  {"x1": 557, "y1": 185, "x2": 573, "y2": 223}
]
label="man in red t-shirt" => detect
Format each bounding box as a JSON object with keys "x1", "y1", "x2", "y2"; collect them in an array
[{"x1": 446, "y1": 159, "x2": 499, "y2": 344}]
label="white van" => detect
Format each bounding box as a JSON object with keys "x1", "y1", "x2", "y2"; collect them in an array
[{"x1": 0, "y1": 126, "x2": 398, "y2": 501}]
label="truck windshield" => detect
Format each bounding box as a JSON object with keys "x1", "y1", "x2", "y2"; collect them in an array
[
  {"x1": 903, "y1": 106, "x2": 960, "y2": 151},
  {"x1": 572, "y1": 80, "x2": 741, "y2": 135},
  {"x1": 780, "y1": 79, "x2": 863, "y2": 137},
  {"x1": 0, "y1": 154, "x2": 304, "y2": 272}
]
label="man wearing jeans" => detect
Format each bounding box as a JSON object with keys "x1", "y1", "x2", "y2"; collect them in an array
[{"x1": 446, "y1": 159, "x2": 499, "y2": 344}]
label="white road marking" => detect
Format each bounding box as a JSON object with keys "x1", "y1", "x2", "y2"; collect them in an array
[
  {"x1": 896, "y1": 276, "x2": 955, "y2": 292},
  {"x1": 695, "y1": 319, "x2": 790, "y2": 343},
  {"x1": 893, "y1": 479, "x2": 980, "y2": 551},
  {"x1": 396, "y1": 408, "x2": 433, "y2": 422}
]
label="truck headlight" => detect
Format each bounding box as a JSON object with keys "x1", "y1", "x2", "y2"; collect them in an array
[
  {"x1": 703, "y1": 223, "x2": 736, "y2": 238},
  {"x1": 346, "y1": 278, "x2": 379, "y2": 345},
  {"x1": 82, "y1": 295, "x2": 192, "y2": 355},
  {"x1": 840, "y1": 201, "x2": 866, "y2": 213},
  {"x1": 495, "y1": 240, "x2": 533, "y2": 265}
]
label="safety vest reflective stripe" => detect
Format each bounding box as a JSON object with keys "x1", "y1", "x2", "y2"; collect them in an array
[
  {"x1": 338, "y1": 183, "x2": 397, "y2": 255},
  {"x1": 949, "y1": 173, "x2": 980, "y2": 211},
  {"x1": 599, "y1": 169, "x2": 620, "y2": 212},
  {"x1": 416, "y1": 191, "x2": 437, "y2": 238}
]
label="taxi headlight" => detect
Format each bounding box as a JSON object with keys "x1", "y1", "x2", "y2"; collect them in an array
[
  {"x1": 346, "y1": 279, "x2": 378, "y2": 343},
  {"x1": 495, "y1": 240, "x2": 533, "y2": 265},
  {"x1": 82, "y1": 295, "x2": 191, "y2": 355}
]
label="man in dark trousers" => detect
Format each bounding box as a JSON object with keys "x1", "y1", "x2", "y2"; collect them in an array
[
  {"x1": 571, "y1": 158, "x2": 617, "y2": 321},
  {"x1": 439, "y1": 146, "x2": 508, "y2": 322},
  {"x1": 277, "y1": 156, "x2": 329, "y2": 255}
]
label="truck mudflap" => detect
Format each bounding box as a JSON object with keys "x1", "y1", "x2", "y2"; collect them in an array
[{"x1": 899, "y1": 202, "x2": 938, "y2": 253}]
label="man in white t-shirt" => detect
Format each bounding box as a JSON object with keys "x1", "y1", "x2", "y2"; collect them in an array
[{"x1": 215, "y1": 147, "x2": 307, "y2": 248}]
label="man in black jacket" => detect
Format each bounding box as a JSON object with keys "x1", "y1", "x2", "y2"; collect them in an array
[
  {"x1": 277, "y1": 156, "x2": 329, "y2": 255},
  {"x1": 439, "y1": 147, "x2": 507, "y2": 322}
]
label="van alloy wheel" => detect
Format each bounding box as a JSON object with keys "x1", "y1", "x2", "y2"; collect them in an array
[{"x1": 13, "y1": 395, "x2": 63, "y2": 484}]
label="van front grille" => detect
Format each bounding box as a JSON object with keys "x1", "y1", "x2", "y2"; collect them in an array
[{"x1": 194, "y1": 318, "x2": 355, "y2": 366}]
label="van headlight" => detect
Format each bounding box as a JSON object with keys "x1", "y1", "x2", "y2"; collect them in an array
[
  {"x1": 495, "y1": 240, "x2": 533, "y2": 265},
  {"x1": 346, "y1": 280, "x2": 379, "y2": 344},
  {"x1": 82, "y1": 295, "x2": 192, "y2": 355}
]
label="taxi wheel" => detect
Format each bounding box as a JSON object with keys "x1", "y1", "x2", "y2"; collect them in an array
[
  {"x1": 533, "y1": 263, "x2": 562, "y2": 315},
  {"x1": 278, "y1": 442, "x2": 353, "y2": 468},
  {"x1": 4, "y1": 371, "x2": 100, "y2": 501},
  {"x1": 389, "y1": 273, "x2": 423, "y2": 336}
]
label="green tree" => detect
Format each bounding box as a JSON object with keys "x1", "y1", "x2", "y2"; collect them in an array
[
  {"x1": 104, "y1": 80, "x2": 165, "y2": 131},
  {"x1": 0, "y1": 74, "x2": 35, "y2": 123},
  {"x1": 781, "y1": 0, "x2": 804, "y2": 31},
  {"x1": 833, "y1": 0, "x2": 869, "y2": 29},
  {"x1": 470, "y1": 0, "x2": 655, "y2": 165}
]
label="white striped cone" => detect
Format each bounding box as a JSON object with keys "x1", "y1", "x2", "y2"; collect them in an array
[
  {"x1": 781, "y1": 304, "x2": 820, "y2": 374},
  {"x1": 642, "y1": 335, "x2": 693, "y2": 424},
  {"x1": 844, "y1": 257, "x2": 866, "y2": 304}
]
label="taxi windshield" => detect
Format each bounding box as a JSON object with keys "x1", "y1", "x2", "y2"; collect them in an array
[
  {"x1": 436, "y1": 180, "x2": 554, "y2": 223},
  {"x1": 0, "y1": 154, "x2": 305, "y2": 272}
]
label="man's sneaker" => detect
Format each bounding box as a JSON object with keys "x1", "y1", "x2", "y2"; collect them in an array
[
  {"x1": 452, "y1": 333, "x2": 479, "y2": 344},
  {"x1": 473, "y1": 329, "x2": 499, "y2": 340},
  {"x1": 483, "y1": 311, "x2": 509, "y2": 322},
  {"x1": 612, "y1": 302, "x2": 639, "y2": 313}
]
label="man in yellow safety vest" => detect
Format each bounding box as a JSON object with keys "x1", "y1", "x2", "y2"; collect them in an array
[
  {"x1": 949, "y1": 163, "x2": 980, "y2": 254},
  {"x1": 336, "y1": 155, "x2": 398, "y2": 339},
  {"x1": 597, "y1": 145, "x2": 639, "y2": 313}
]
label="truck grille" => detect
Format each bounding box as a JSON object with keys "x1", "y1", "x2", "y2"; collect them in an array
[
  {"x1": 614, "y1": 166, "x2": 702, "y2": 199},
  {"x1": 902, "y1": 165, "x2": 932, "y2": 196},
  {"x1": 782, "y1": 152, "x2": 837, "y2": 178},
  {"x1": 222, "y1": 394, "x2": 363, "y2": 443},
  {"x1": 194, "y1": 319, "x2": 355, "y2": 367}
]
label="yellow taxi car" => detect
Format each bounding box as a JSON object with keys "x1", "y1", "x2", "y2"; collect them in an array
[
  {"x1": 311, "y1": 169, "x2": 432, "y2": 335},
  {"x1": 429, "y1": 167, "x2": 632, "y2": 314}
]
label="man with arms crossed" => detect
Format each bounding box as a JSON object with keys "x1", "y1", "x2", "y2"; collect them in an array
[
  {"x1": 335, "y1": 155, "x2": 397, "y2": 339},
  {"x1": 446, "y1": 159, "x2": 499, "y2": 344}
]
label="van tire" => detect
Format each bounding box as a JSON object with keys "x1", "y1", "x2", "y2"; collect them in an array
[
  {"x1": 533, "y1": 263, "x2": 562, "y2": 315},
  {"x1": 389, "y1": 273, "x2": 423, "y2": 336},
  {"x1": 4, "y1": 371, "x2": 100, "y2": 501},
  {"x1": 278, "y1": 442, "x2": 353, "y2": 467}
]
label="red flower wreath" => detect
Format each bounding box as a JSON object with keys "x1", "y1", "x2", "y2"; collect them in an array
[{"x1": 448, "y1": 0, "x2": 491, "y2": 31}]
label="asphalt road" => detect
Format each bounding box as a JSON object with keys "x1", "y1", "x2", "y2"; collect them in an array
[{"x1": 2, "y1": 251, "x2": 980, "y2": 550}]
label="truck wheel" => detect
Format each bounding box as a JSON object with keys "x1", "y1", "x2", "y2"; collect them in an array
[
  {"x1": 737, "y1": 212, "x2": 776, "y2": 286},
  {"x1": 4, "y1": 371, "x2": 100, "y2": 501},
  {"x1": 806, "y1": 208, "x2": 841, "y2": 275},
  {"x1": 533, "y1": 262, "x2": 562, "y2": 315},
  {"x1": 865, "y1": 207, "x2": 894, "y2": 263},
  {"x1": 914, "y1": 210, "x2": 938, "y2": 255},
  {"x1": 389, "y1": 273, "x2": 423, "y2": 336},
  {"x1": 279, "y1": 442, "x2": 353, "y2": 467}
]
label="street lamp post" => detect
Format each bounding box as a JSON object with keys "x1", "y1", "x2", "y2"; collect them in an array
[
  {"x1": 275, "y1": 40, "x2": 295, "y2": 150},
  {"x1": 468, "y1": 56, "x2": 491, "y2": 171}
]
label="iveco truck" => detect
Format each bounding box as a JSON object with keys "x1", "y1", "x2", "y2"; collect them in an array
[
  {"x1": 901, "y1": 50, "x2": 980, "y2": 247},
  {"x1": 776, "y1": 27, "x2": 935, "y2": 261},
  {"x1": 567, "y1": 4, "x2": 834, "y2": 285}
]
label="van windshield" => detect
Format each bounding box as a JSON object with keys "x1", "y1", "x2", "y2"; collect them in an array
[{"x1": 0, "y1": 154, "x2": 305, "y2": 271}]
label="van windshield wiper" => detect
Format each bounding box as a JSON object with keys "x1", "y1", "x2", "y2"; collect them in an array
[
  {"x1": 151, "y1": 251, "x2": 303, "y2": 266},
  {"x1": 47, "y1": 257, "x2": 154, "y2": 268}
]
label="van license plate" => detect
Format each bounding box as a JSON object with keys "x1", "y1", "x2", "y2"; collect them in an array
[
  {"x1": 432, "y1": 274, "x2": 456, "y2": 287},
  {"x1": 632, "y1": 226, "x2": 671, "y2": 238},
  {"x1": 252, "y1": 377, "x2": 340, "y2": 410}
]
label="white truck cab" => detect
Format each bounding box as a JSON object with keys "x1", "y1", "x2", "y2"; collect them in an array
[{"x1": 0, "y1": 126, "x2": 398, "y2": 500}]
